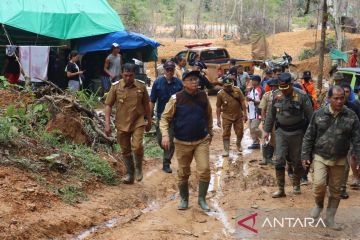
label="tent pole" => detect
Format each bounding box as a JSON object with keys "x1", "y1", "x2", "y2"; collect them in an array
[{"x1": 1, "y1": 24, "x2": 30, "y2": 87}]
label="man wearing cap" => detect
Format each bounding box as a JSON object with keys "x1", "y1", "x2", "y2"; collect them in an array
[
  {"x1": 264, "y1": 72, "x2": 313, "y2": 197},
  {"x1": 332, "y1": 72, "x2": 356, "y2": 102},
  {"x1": 160, "y1": 70, "x2": 213, "y2": 212},
  {"x1": 349, "y1": 48, "x2": 358, "y2": 68},
  {"x1": 247, "y1": 75, "x2": 264, "y2": 149},
  {"x1": 193, "y1": 60, "x2": 213, "y2": 90},
  {"x1": 302, "y1": 86, "x2": 360, "y2": 230},
  {"x1": 259, "y1": 79, "x2": 278, "y2": 165},
  {"x1": 228, "y1": 67, "x2": 238, "y2": 86},
  {"x1": 102, "y1": 43, "x2": 122, "y2": 92},
  {"x1": 175, "y1": 56, "x2": 187, "y2": 80},
  {"x1": 105, "y1": 63, "x2": 152, "y2": 184},
  {"x1": 300, "y1": 70, "x2": 319, "y2": 110},
  {"x1": 150, "y1": 60, "x2": 183, "y2": 173},
  {"x1": 216, "y1": 77, "x2": 247, "y2": 156}
]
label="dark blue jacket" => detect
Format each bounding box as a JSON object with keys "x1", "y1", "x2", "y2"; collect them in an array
[
  {"x1": 174, "y1": 90, "x2": 209, "y2": 141},
  {"x1": 150, "y1": 76, "x2": 183, "y2": 119}
]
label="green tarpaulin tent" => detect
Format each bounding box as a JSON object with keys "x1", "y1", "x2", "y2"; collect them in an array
[
  {"x1": 0, "y1": 0, "x2": 124, "y2": 39},
  {"x1": 330, "y1": 48, "x2": 348, "y2": 63}
]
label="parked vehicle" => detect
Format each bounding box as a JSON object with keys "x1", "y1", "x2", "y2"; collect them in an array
[{"x1": 174, "y1": 43, "x2": 261, "y2": 85}]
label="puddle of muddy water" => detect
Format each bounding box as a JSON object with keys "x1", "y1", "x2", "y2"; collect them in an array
[
  {"x1": 208, "y1": 129, "x2": 254, "y2": 237},
  {"x1": 72, "y1": 199, "x2": 164, "y2": 240}
]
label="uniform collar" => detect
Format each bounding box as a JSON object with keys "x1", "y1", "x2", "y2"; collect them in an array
[
  {"x1": 327, "y1": 104, "x2": 344, "y2": 117},
  {"x1": 120, "y1": 79, "x2": 135, "y2": 88}
]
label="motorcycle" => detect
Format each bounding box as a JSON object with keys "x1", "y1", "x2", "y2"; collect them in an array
[{"x1": 265, "y1": 52, "x2": 297, "y2": 73}]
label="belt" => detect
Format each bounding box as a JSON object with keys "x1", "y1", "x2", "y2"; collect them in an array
[{"x1": 276, "y1": 120, "x2": 306, "y2": 132}]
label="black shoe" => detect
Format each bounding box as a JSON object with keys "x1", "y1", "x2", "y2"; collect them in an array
[
  {"x1": 248, "y1": 143, "x2": 260, "y2": 150},
  {"x1": 162, "y1": 164, "x2": 172, "y2": 173},
  {"x1": 340, "y1": 189, "x2": 349, "y2": 199}
]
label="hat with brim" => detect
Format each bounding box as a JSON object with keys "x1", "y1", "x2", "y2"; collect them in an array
[
  {"x1": 164, "y1": 60, "x2": 176, "y2": 69},
  {"x1": 278, "y1": 84, "x2": 290, "y2": 90},
  {"x1": 278, "y1": 72, "x2": 292, "y2": 90},
  {"x1": 182, "y1": 70, "x2": 200, "y2": 80},
  {"x1": 222, "y1": 77, "x2": 233, "y2": 86}
]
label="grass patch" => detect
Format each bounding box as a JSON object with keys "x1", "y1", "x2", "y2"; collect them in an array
[
  {"x1": 57, "y1": 185, "x2": 88, "y2": 204},
  {"x1": 144, "y1": 135, "x2": 162, "y2": 158},
  {"x1": 62, "y1": 143, "x2": 117, "y2": 185}
]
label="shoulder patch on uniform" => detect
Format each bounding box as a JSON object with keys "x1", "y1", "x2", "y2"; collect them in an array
[
  {"x1": 171, "y1": 94, "x2": 177, "y2": 100},
  {"x1": 135, "y1": 79, "x2": 146, "y2": 85},
  {"x1": 111, "y1": 80, "x2": 120, "y2": 86}
]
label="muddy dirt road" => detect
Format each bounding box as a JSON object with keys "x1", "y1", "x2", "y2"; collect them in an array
[{"x1": 1, "y1": 96, "x2": 359, "y2": 240}]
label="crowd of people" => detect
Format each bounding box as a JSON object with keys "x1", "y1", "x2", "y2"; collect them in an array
[
  {"x1": 2, "y1": 41, "x2": 360, "y2": 230},
  {"x1": 103, "y1": 51, "x2": 360, "y2": 230}
]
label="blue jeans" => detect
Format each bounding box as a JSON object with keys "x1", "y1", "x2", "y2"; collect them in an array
[{"x1": 101, "y1": 76, "x2": 111, "y2": 92}]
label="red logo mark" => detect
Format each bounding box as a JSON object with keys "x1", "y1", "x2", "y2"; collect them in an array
[{"x1": 237, "y1": 213, "x2": 258, "y2": 233}]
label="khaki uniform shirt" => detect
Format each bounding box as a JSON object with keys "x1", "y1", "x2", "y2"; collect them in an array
[
  {"x1": 216, "y1": 87, "x2": 245, "y2": 121},
  {"x1": 175, "y1": 65, "x2": 183, "y2": 80},
  {"x1": 105, "y1": 79, "x2": 150, "y2": 132},
  {"x1": 160, "y1": 93, "x2": 213, "y2": 141},
  {"x1": 259, "y1": 91, "x2": 274, "y2": 113}
]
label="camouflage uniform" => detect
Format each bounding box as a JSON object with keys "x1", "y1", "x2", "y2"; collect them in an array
[
  {"x1": 264, "y1": 85, "x2": 313, "y2": 197},
  {"x1": 301, "y1": 104, "x2": 360, "y2": 227}
]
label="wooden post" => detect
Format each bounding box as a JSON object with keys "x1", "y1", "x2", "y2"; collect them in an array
[{"x1": 317, "y1": 0, "x2": 328, "y2": 92}]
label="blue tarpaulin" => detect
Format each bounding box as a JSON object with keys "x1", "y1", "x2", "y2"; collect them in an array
[
  {"x1": 77, "y1": 30, "x2": 160, "y2": 53},
  {"x1": 76, "y1": 31, "x2": 160, "y2": 62}
]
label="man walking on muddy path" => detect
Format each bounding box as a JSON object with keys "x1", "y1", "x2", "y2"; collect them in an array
[
  {"x1": 302, "y1": 86, "x2": 360, "y2": 230},
  {"x1": 150, "y1": 60, "x2": 183, "y2": 173},
  {"x1": 104, "y1": 63, "x2": 152, "y2": 184},
  {"x1": 216, "y1": 77, "x2": 247, "y2": 157},
  {"x1": 263, "y1": 72, "x2": 313, "y2": 198},
  {"x1": 160, "y1": 70, "x2": 213, "y2": 212}
]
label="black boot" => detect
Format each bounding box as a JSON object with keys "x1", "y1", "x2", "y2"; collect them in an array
[
  {"x1": 198, "y1": 181, "x2": 210, "y2": 212},
  {"x1": 134, "y1": 154, "x2": 143, "y2": 182},
  {"x1": 340, "y1": 187, "x2": 349, "y2": 199},
  {"x1": 162, "y1": 160, "x2": 172, "y2": 173},
  {"x1": 178, "y1": 182, "x2": 189, "y2": 210},
  {"x1": 122, "y1": 155, "x2": 134, "y2": 184}
]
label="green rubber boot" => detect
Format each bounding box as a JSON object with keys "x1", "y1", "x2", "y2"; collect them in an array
[
  {"x1": 325, "y1": 197, "x2": 342, "y2": 231},
  {"x1": 122, "y1": 155, "x2": 134, "y2": 184},
  {"x1": 222, "y1": 139, "x2": 230, "y2": 157},
  {"x1": 272, "y1": 169, "x2": 286, "y2": 198},
  {"x1": 198, "y1": 181, "x2": 210, "y2": 212},
  {"x1": 178, "y1": 183, "x2": 189, "y2": 210},
  {"x1": 310, "y1": 200, "x2": 324, "y2": 219},
  {"x1": 134, "y1": 154, "x2": 143, "y2": 182}
]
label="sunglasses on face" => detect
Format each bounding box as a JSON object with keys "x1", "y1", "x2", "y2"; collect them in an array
[{"x1": 165, "y1": 68, "x2": 175, "y2": 72}]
